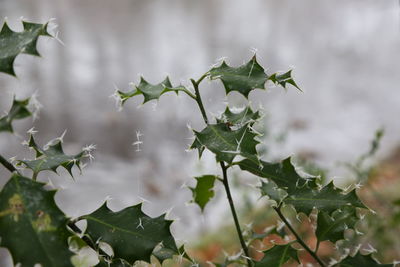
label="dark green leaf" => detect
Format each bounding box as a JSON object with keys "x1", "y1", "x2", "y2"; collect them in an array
[
  {"x1": 18, "y1": 135, "x2": 87, "y2": 177},
  {"x1": 0, "y1": 97, "x2": 31, "y2": 133},
  {"x1": 118, "y1": 77, "x2": 189, "y2": 104},
  {"x1": 334, "y1": 252, "x2": 393, "y2": 267},
  {"x1": 217, "y1": 106, "x2": 261, "y2": 127},
  {"x1": 255, "y1": 244, "x2": 299, "y2": 267},
  {"x1": 0, "y1": 174, "x2": 73, "y2": 266},
  {"x1": 238, "y1": 157, "x2": 311, "y2": 195},
  {"x1": 285, "y1": 181, "x2": 366, "y2": 215},
  {"x1": 189, "y1": 175, "x2": 217, "y2": 211},
  {"x1": 81, "y1": 202, "x2": 178, "y2": 264},
  {"x1": 316, "y1": 206, "x2": 358, "y2": 243},
  {"x1": 0, "y1": 20, "x2": 51, "y2": 76},
  {"x1": 209, "y1": 56, "x2": 268, "y2": 98},
  {"x1": 259, "y1": 180, "x2": 288, "y2": 206},
  {"x1": 268, "y1": 70, "x2": 301, "y2": 91},
  {"x1": 191, "y1": 123, "x2": 260, "y2": 163}
]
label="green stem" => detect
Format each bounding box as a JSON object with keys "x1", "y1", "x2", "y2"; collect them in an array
[
  {"x1": 32, "y1": 172, "x2": 38, "y2": 181},
  {"x1": 221, "y1": 162, "x2": 252, "y2": 267},
  {"x1": 273, "y1": 206, "x2": 326, "y2": 267},
  {"x1": 190, "y1": 78, "x2": 208, "y2": 124},
  {"x1": 191, "y1": 76, "x2": 252, "y2": 266},
  {"x1": 0, "y1": 154, "x2": 17, "y2": 173}
]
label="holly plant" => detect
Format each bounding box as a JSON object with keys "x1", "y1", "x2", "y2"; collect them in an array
[{"x1": 0, "y1": 18, "x2": 395, "y2": 267}]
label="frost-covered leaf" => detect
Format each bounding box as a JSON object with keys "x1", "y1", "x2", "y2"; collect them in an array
[
  {"x1": 81, "y1": 202, "x2": 178, "y2": 264},
  {"x1": 118, "y1": 77, "x2": 188, "y2": 104},
  {"x1": 71, "y1": 246, "x2": 99, "y2": 267},
  {"x1": 97, "y1": 258, "x2": 131, "y2": 267},
  {"x1": 189, "y1": 175, "x2": 217, "y2": 211},
  {"x1": 216, "y1": 106, "x2": 261, "y2": 127},
  {"x1": 0, "y1": 174, "x2": 73, "y2": 266},
  {"x1": 0, "y1": 20, "x2": 51, "y2": 76},
  {"x1": 259, "y1": 179, "x2": 288, "y2": 206},
  {"x1": 255, "y1": 244, "x2": 299, "y2": 267},
  {"x1": 18, "y1": 135, "x2": 86, "y2": 177},
  {"x1": 191, "y1": 123, "x2": 259, "y2": 163},
  {"x1": 334, "y1": 252, "x2": 393, "y2": 266},
  {"x1": 285, "y1": 181, "x2": 366, "y2": 216},
  {"x1": 316, "y1": 206, "x2": 358, "y2": 243},
  {"x1": 238, "y1": 157, "x2": 311, "y2": 195},
  {"x1": 209, "y1": 56, "x2": 268, "y2": 98},
  {"x1": 0, "y1": 97, "x2": 31, "y2": 133},
  {"x1": 268, "y1": 70, "x2": 300, "y2": 90}
]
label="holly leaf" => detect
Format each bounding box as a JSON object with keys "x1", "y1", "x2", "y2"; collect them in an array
[
  {"x1": 316, "y1": 206, "x2": 358, "y2": 243},
  {"x1": 334, "y1": 252, "x2": 393, "y2": 267},
  {"x1": 18, "y1": 135, "x2": 87, "y2": 177},
  {"x1": 81, "y1": 202, "x2": 179, "y2": 264},
  {"x1": 217, "y1": 106, "x2": 261, "y2": 127},
  {"x1": 259, "y1": 179, "x2": 288, "y2": 206},
  {"x1": 189, "y1": 175, "x2": 218, "y2": 211},
  {"x1": 0, "y1": 20, "x2": 51, "y2": 76},
  {"x1": 0, "y1": 97, "x2": 31, "y2": 133},
  {"x1": 117, "y1": 77, "x2": 189, "y2": 104},
  {"x1": 284, "y1": 181, "x2": 366, "y2": 216},
  {"x1": 255, "y1": 244, "x2": 299, "y2": 267},
  {"x1": 238, "y1": 157, "x2": 311, "y2": 195},
  {"x1": 209, "y1": 56, "x2": 268, "y2": 98},
  {"x1": 268, "y1": 70, "x2": 301, "y2": 91},
  {"x1": 0, "y1": 174, "x2": 73, "y2": 266},
  {"x1": 191, "y1": 123, "x2": 260, "y2": 164}
]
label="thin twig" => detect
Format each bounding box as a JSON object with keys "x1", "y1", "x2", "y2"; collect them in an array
[
  {"x1": 0, "y1": 154, "x2": 17, "y2": 173},
  {"x1": 274, "y1": 206, "x2": 326, "y2": 267}
]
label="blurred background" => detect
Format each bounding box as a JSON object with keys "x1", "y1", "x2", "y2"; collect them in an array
[{"x1": 1, "y1": 0, "x2": 400, "y2": 265}]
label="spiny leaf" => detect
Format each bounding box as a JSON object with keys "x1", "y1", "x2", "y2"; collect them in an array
[
  {"x1": 334, "y1": 252, "x2": 393, "y2": 266},
  {"x1": 268, "y1": 70, "x2": 301, "y2": 91},
  {"x1": 0, "y1": 174, "x2": 73, "y2": 266},
  {"x1": 316, "y1": 206, "x2": 358, "y2": 243},
  {"x1": 191, "y1": 123, "x2": 260, "y2": 164},
  {"x1": 259, "y1": 179, "x2": 288, "y2": 206},
  {"x1": 255, "y1": 244, "x2": 299, "y2": 267},
  {"x1": 18, "y1": 134, "x2": 86, "y2": 177},
  {"x1": 238, "y1": 157, "x2": 312, "y2": 195},
  {"x1": 118, "y1": 77, "x2": 189, "y2": 104},
  {"x1": 284, "y1": 181, "x2": 366, "y2": 216},
  {"x1": 81, "y1": 202, "x2": 178, "y2": 264},
  {"x1": 0, "y1": 97, "x2": 31, "y2": 133},
  {"x1": 0, "y1": 20, "x2": 51, "y2": 76},
  {"x1": 209, "y1": 56, "x2": 268, "y2": 98},
  {"x1": 189, "y1": 175, "x2": 218, "y2": 211},
  {"x1": 216, "y1": 106, "x2": 261, "y2": 127}
]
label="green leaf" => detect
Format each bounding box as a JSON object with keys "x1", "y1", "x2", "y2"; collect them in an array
[
  {"x1": 0, "y1": 20, "x2": 51, "y2": 76},
  {"x1": 209, "y1": 56, "x2": 268, "y2": 98},
  {"x1": 189, "y1": 175, "x2": 218, "y2": 211},
  {"x1": 255, "y1": 244, "x2": 299, "y2": 267},
  {"x1": 334, "y1": 252, "x2": 393, "y2": 267},
  {"x1": 81, "y1": 202, "x2": 178, "y2": 264},
  {"x1": 285, "y1": 181, "x2": 366, "y2": 215},
  {"x1": 316, "y1": 206, "x2": 358, "y2": 243},
  {"x1": 238, "y1": 157, "x2": 311, "y2": 195},
  {"x1": 0, "y1": 97, "x2": 31, "y2": 133},
  {"x1": 217, "y1": 106, "x2": 261, "y2": 127},
  {"x1": 259, "y1": 179, "x2": 288, "y2": 206},
  {"x1": 191, "y1": 123, "x2": 260, "y2": 163},
  {"x1": 118, "y1": 77, "x2": 189, "y2": 104},
  {"x1": 0, "y1": 174, "x2": 73, "y2": 266},
  {"x1": 268, "y1": 70, "x2": 301, "y2": 91},
  {"x1": 18, "y1": 135, "x2": 86, "y2": 177}
]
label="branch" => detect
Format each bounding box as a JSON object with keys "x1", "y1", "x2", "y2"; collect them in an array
[
  {"x1": 273, "y1": 206, "x2": 326, "y2": 267},
  {"x1": 0, "y1": 154, "x2": 17, "y2": 173}
]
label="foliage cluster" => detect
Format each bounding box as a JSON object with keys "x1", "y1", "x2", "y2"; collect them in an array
[{"x1": 0, "y1": 19, "x2": 396, "y2": 267}]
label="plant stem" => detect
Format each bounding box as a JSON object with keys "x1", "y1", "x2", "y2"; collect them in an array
[
  {"x1": 221, "y1": 162, "x2": 252, "y2": 267},
  {"x1": 32, "y1": 172, "x2": 38, "y2": 181},
  {"x1": 190, "y1": 78, "x2": 208, "y2": 124},
  {"x1": 0, "y1": 154, "x2": 17, "y2": 173},
  {"x1": 273, "y1": 206, "x2": 326, "y2": 267},
  {"x1": 192, "y1": 76, "x2": 252, "y2": 266}
]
